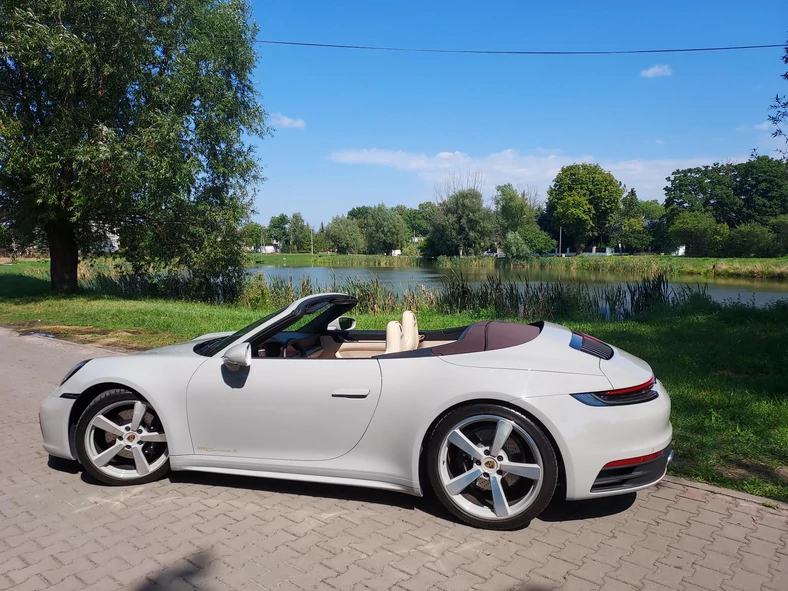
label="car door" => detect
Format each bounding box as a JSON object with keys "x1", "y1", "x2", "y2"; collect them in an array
[{"x1": 185, "y1": 357, "x2": 382, "y2": 461}]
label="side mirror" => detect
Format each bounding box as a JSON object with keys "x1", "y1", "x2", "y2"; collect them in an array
[
  {"x1": 222, "y1": 342, "x2": 251, "y2": 371},
  {"x1": 328, "y1": 316, "x2": 357, "y2": 331}
]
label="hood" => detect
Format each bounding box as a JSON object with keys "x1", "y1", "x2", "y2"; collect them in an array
[{"x1": 136, "y1": 340, "x2": 203, "y2": 357}]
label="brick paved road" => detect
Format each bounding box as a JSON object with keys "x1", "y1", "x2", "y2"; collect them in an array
[{"x1": 1, "y1": 328, "x2": 786, "y2": 591}]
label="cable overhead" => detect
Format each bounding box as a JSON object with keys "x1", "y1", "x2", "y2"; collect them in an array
[{"x1": 255, "y1": 39, "x2": 783, "y2": 55}]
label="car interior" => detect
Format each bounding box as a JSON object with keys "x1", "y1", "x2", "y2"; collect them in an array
[
  {"x1": 243, "y1": 296, "x2": 542, "y2": 361},
  {"x1": 252, "y1": 310, "x2": 460, "y2": 359}
]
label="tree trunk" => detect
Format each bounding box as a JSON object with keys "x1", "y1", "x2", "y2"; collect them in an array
[{"x1": 45, "y1": 217, "x2": 79, "y2": 292}]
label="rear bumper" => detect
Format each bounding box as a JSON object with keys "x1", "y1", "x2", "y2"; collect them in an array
[
  {"x1": 39, "y1": 390, "x2": 76, "y2": 460},
  {"x1": 519, "y1": 379, "x2": 672, "y2": 500},
  {"x1": 591, "y1": 444, "x2": 673, "y2": 493}
]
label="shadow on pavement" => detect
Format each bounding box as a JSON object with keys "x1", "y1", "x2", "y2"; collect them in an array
[
  {"x1": 52, "y1": 452, "x2": 637, "y2": 527},
  {"x1": 130, "y1": 549, "x2": 215, "y2": 590},
  {"x1": 540, "y1": 492, "x2": 637, "y2": 522},
  {"x1": 47, "y1": 454, "x2": 81, "y2": 474},
  {"x1": 170, "y1": 470, "x2": 428, "y2": 512}
]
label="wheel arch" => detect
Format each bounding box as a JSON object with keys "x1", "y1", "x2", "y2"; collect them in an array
[
  {"x1": 67, "y1": 382, "x2": 156, "y2": 458},
  {"x1": 416, "y1": 398, "x2": 568, "y2": 500}
]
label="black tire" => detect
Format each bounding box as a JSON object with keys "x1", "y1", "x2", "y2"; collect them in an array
[
  {"x1": 75, "y1": 389, "x2": 170, "y2": 486},
  {"x1": 426, "y1": 403, "x2": 558, "y2": 530}
]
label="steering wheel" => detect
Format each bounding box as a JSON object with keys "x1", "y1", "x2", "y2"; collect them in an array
[{"x1": 281, "y1": 338, "x2": 307, "y2": 358}]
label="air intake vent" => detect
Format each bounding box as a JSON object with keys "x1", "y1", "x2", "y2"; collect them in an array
[{"x1": 570, "y1": 332, "x2": 614, "y2": 360}]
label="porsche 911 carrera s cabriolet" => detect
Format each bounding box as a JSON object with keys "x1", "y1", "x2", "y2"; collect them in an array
[{"x1": 40, "y1": 292, "x2": 672, "y2": 529}]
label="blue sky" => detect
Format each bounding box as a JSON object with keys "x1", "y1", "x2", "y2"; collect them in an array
[{"x1": 249, "y1": 0, "x2": 787, "y2": 227}]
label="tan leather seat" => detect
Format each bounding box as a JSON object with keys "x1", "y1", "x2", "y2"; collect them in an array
[
  {"x1": 384, "y1": 321, "x2": 404, "y2": 354},
  {"x1": 402, "y1": 311, "x2": 419, "y2": 351}
]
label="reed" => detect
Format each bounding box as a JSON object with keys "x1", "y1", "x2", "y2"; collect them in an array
[{"x1": 78, "y1": 256, "x2": 714, "y2": 322}]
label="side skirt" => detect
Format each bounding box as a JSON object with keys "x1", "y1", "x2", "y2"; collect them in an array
[{"x1": 170, "y1": 455, "x2": 420, "y2": 496}]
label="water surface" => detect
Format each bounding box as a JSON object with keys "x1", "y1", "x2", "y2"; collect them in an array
[{"x1": 248, "y1": 261, "x2": 788, "y2": 307}]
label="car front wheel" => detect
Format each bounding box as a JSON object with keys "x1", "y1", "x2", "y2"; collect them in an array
[
  {"x1": 426, "y1": 404, "x2": 558, "y2": 530},
  {"x1": 75, "y1": 389, "x2": 170, "y2": 485}
]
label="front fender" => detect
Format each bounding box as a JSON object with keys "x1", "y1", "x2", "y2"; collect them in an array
[{"x1": 61, "y1": 354, "x2": 207, "y2": 457}]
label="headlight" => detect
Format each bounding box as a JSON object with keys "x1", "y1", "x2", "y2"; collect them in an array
[{"x1": 60, "y1": 359, "x2": 91, "y2": 386}]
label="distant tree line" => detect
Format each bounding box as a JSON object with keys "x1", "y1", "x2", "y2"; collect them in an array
[{"x1": 241, "y1": 154, "x2": 788, "y2": 259}]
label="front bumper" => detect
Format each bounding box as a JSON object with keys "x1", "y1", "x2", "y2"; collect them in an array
[{"x1": 39, "y1": 390, "x2": 76, "y2": 460}]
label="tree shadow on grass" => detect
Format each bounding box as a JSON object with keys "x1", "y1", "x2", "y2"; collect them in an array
[{"x1": 0, "y1": 273, "x2": 51, "y2": 300}]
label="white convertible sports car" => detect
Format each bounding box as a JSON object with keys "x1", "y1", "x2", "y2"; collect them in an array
[{"x1": 40, "y1": 293, "x2": 673, "y2": 529}]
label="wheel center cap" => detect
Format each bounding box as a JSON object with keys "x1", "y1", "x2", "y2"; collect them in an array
[
  {"x1": 483, "y1": 458, "x2": 497, "y2": 471},
  {"x1": 126, "y1": 433, "x2": 137, "y2": 444}
]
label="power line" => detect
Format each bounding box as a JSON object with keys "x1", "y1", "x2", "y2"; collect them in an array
[{"x1": 254, "y1": 39, "x2": 783, "y2": 56}]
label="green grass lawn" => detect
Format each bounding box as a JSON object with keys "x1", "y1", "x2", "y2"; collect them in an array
[{"x1": 2, "y1": 260, "x2": 787, "y2": 501}]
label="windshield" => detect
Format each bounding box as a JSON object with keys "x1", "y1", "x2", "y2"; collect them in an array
[{"x1": 195, "y1": 306, "x2": 287, "y2": 356}]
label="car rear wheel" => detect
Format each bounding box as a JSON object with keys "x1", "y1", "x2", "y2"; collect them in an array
[
  {"x1": 75, "y1": 389, "x2": 169, "y2": 485},
  {"x1": 426, "y1": 404, "x2": 558, "y2": 530}
]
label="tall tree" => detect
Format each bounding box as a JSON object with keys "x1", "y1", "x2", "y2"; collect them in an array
[
  {"x1": 614, "y1": 189, "x2": 651, "y2": 252},
  {"x1": 493, "y1": 184, "x2": 554, "y2": 254},
  {"x1": 493, "y1": 184, "x2": 532, "y2": 238},
  {"x1": 668, "y1": 211, "x2": 729, "y2": 256},
  {"x1": 768, "y1": 40, "x2": 788, "y2": 155},
  {"x1": 423, "y1": 189, "x2": 494, "y2": 257},
  {"x1": 325, "y1": 215, "x2": 363, "y2": 254},
  {"x1": 288, "y1": 213, "x2": 311, "y2": 253},
  {"x1": 239, "y1": 222, "x2": 265, "y2": 250},
  {"x1": 663, "y1": 163, "x2": 740, "y2": 227},
  {"x1": 364, "y1": 204, "x2": 409, "y2": 255},
  {"x1": 267, "y1": 214, "x2": 290, "y2": 244},
  {"x1": 546, "y1": 164, "x2": 624, "y2": 252},
  {"x1": 402, "y1": 201, "x2": 438, "y2": 237},
  {"x1": 0, "y1": 0, "x2": 266, "y2": 292}
]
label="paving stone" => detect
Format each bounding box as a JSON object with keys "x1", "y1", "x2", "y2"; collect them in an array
[
  {"x1": 725, "y1": 566, "x2": 772, "y2": 591},
  {"x1": 608, "y1": 562, "x2": 656, "y2": 587},
  {"x1": 570, "y1": 560, "x2": 615, "y2": 586},
  {"x1": 2, "y1": 332, "x2": 788, "y2": 591},
  {"x1": 360, "y1": 566, "x2": 409, "y2": 591},
  {"x1": 472, "y1": 572, "x2": 521, "y2": 591},
  {"x1": 396, "y1": 567, "x2": 448, "y2": 591},
  {"x1": 684, "y1": 565, "x2": 731, "y2": 591},
  {"x1": 557, "y1": 575, "x2": 601, "y2": 591}
]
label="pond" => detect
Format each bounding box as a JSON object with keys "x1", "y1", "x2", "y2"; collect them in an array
[{"x1": 248, "y1": 261, "x2": 788, "y2": 307}]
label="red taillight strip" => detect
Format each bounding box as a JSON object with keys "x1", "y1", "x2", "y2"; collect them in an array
[
  {"x1": 603, "y1": 450, "x2": 662, "y2": 468},
  {"x1": 604, "y1": 375, "x2": 655, "y2": 396},
  {"x1": 575, "y1": 331, "x2": 602, "y2": 343}
]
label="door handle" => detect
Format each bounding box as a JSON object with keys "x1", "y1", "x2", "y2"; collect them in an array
[{"x1": 331, "y1": 388, "x2": 370, "y2": 399}]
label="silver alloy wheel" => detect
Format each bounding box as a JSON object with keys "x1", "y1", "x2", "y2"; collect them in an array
[
  {"x1": 84, "y1": 401, "x2": 168, "y2": 480},
  {"x1": 437, "y1": 414, "x2": 544, "y2": 521}
]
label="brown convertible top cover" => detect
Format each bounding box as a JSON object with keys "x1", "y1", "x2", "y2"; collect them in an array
[{"x1": 431, "y1": 321, "x2": 541, "y2": 356}]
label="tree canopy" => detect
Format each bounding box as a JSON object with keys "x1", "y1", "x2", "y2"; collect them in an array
[
  {"x1": 0, "y1": 0, "x2": 266, "y2": 294},
  {"x1": 325, "y1": 215, "x2": 363, "y2": 254},
  {"x1": 545, "y1": 164, "x2": 624, "y2": 252},
  {"x1": 423, "y1": 189, "x2": 494, "y2": 257},
  {"x1": 364, "y1": 204, "x2": 409, "y2": 255},
  {"x1": 239, "y1": 221, "x2": 265, "y2": 250}
]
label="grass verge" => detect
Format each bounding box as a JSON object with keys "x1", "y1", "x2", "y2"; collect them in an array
[{"x1": 2, "y1": 261, "x2": 786, "y2": 501}]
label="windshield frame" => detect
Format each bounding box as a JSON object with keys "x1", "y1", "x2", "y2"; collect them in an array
[
  {"x1": 195, "y1": 306, "x2": 287, "y2": 357},
  {"x1": 195, "y1": 293, "x2": 358, "y2": 357}
]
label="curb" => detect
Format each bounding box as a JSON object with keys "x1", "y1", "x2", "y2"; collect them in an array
[
  {"x1": 663, "y1": 475, "x2": 788, "y2": 511},
  {"x1": 0, "y1": 327, "x2": 119, "y2": 356}
]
